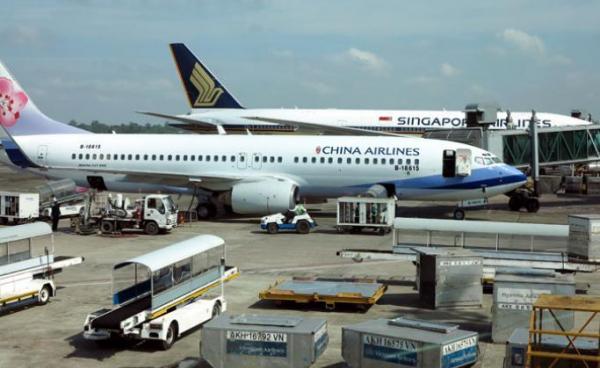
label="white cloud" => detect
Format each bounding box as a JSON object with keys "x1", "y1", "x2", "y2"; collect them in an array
[
  {"x1": 440, "y1": 63, "x2": 460, "y2": 77},
  {"x1": 301, "y1": 80, "x2": 335, "y2": 95},
  {"x1": 344, "y1": 47, "x2": 388, "y2": 72},
  {"x1": 500, "y1": 28, "x2": 545, "y2": 55}
]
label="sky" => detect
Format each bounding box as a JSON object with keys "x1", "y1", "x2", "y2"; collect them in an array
[{"x1": 1, "y1": 0, "x2": 599, "y2": 124}]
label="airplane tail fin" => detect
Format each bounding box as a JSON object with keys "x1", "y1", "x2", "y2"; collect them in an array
[
  {"x1": 0, "y1": 60, "x2": 86, "y2": 136},
  {"x1": 169, "y1": 43, "x2": 243, "y2": 109}
]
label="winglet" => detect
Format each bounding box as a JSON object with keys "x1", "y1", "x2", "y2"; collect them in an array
[{"x1": 169, "y1": 43, "x2": 243, "y2": 109}]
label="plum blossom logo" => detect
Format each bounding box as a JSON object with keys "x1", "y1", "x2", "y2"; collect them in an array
[
  {"x1": 315, "y1": 146, "x2": 321, "y2": 154},
  {"x1": 0, "y1": 77, "x2": 28, "y2": 128}
]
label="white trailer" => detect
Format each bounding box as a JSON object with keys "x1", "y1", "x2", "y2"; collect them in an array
[
  {"x1": 0, "y1": 222, "x2": 84, "y2": 312},
  {"x1": 0, "y1": 192, "x2": 39, "y2": 225},
  {"x1": 84, "y1": 235, "x2": 239, "y2": 350},
  {"x1": 336, "y1": 196, "x2": 396, "y2": 235}
]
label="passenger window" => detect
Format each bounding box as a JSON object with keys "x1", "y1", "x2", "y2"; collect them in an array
[
  {"x1": 231, "y1": 155, "x2": 236, "y2": 162},
  {"x1": 167, "y1": 155, "x2": 172, "y2": 161},
  {"x1": 270, "y1": 156, "x2": 275, "y2": 163},
  {"x1": 206, "y1": 155, "x2": 211, "y2": 162},
  {"x1": 122, "y1": 154, "x2": 126, "y2": 160},
  {"x1": 190, "y1": 155, "x2": 195, "y2": 161},
  {"x1": 398, "y1": 158, "x2": 403, "y2": 165},
  {"x1": 381, "y1": 158, "x2": 386, "y2": 164},
  {"x1": 355, "y1": 158, "x2": 360, "y2": 164},
  {"x1": 328, "y1": 157, "x2": 333, "y2": 164},
  {"x1": 159, "y1": 154, "x2": 164, "y2": 161},
  {"x1": 320, "y1": 157, "x2": 325, "y2": 163},
  {"x1": 106, "y1": 154, "x2": 111, "y2": 160},
  {"x1": 337, "y1": 157, "x2": 342, "y2": 164},
  {"x1": 415, "y1": 159, "x2": 419, "y2": 165},
  {"x1": 152, "y1": 154, "x2": 156, "y2": 161},
  {"x1": 215, "y1": 155, "x2": 219, "y2": 162},
  {"x1": 302, "y1": 157, "x2": 307, "y2": 163},
  {"x1": 389, "y1": 158, "x2": 395, "y2": 165},
  {"x1": 294, "y1": 157, "x2": 299, "y2": 163},
  {"x1": 222, "y1": 155, "x2": 226, "y2": 162},
  {"x1": 183, "y1": 155, "x2": 188, "y2": 161},
  {"x1": 347, "y1": 158, "x2": 351, "y2": 164},
  {"x1": 373, "y1": 158, "x2": 378, "y2": 164},
  {"x1": 173, "y1": 258, "x2": 192, "y2": 285},
  {"x1": 99, "y1": 154, "x2": 104, "y2": 160},
  {"x1": 407, "y1": 159, "x2": 411, "y2": 164},
  {"x1": 311, "y1": 157, "x2": 316, "y2": 163},
  {"x1": 278, "y1": 157, "x2": 282, "y2": 163},
  {"x1": 365, "y1": 158, "x2": 370, "y2": 164},
  {"x1": 262, "y1": 156, "x2": 267, "y2": 163},
  {"x1": 135, "y1": 154, "x2": 140, "y2": 160},
  {"x1": 240, "y1": 155, "x2": 244, "y2": 162},
  {"x1": 85, "y1": 154, "x2": 90, "y2": 160},
  {"x1": 175, "y1": 155, "x2": 180, "y2": 161},
  {"x1": 152, "y1": 267, "x2": 173, "y2": 294},
  {"x1": 71, "y1": 153, "x2": 76, "y2": 160},
  {"x1": 92, "y1": 154, "x2": 97, "y2": 160}
]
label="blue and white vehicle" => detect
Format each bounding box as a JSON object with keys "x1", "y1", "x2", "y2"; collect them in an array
[
  {"x1": 83, "y1": 235, "x2": 239, "y2": 350},
  {"x1": 260, "y1": 210, "x2": 317, "y2": 234},
  {"x1": 0, "y1": 60, "x2": 526, "y2": 219}
]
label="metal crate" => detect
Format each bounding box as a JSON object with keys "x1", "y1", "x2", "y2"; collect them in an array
[
  {"x1": 200, "y1": 313, "x2": 328, "y2": 368},
  {"x1": 568, "y1": 214, "x2": 600, "y2": 261},
  {"x1": 492, "y1": 272, "x2": 575, "y2": 343},
  {"x1": 416, "y1": 248, "x2": 483, "y2": 309},
  {"x1": 342, "y1": 317, "x2": 478, "y2": 368}
]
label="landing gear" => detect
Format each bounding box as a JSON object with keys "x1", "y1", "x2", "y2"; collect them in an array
[
  {"x1": 453, "y1": 208, "x2": 466, "y2": 220},
  {"x1": 196, "y1": 203, "x2": 217, "y2": 220},
  {"x1": 508, "y1": 190, "x2": 540, "y2": 213}
]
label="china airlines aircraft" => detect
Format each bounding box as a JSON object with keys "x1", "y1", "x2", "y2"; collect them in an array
[
  {"x1": 139, "y1": 43, "x2": 591, "y2": 135},
  {"x1": 0, "y1": 60, "x2": 526, "y2": 219}
]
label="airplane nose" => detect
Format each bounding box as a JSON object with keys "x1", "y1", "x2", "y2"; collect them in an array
[{"x1": 503, "y1": 164, "x2": 527, "y2": 184}]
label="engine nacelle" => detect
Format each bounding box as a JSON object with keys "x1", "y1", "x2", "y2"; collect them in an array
[{"x1": 231, "y1": 179, "x2": 299, "y2": 214}]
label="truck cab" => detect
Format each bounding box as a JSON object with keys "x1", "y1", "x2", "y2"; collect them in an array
[{"x1": 142, "y1": 195, "x2": 178, "y2": 234}]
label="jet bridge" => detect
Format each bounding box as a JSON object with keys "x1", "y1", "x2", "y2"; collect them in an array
[{"x1": 424, "y1": 124, "x2": 600, "y2": 168}]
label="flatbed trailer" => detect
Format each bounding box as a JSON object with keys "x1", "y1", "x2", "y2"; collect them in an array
[
  {"x1": 84, "y1": 235, "x2": 239, "y2": 350},
  {"x1": 259, "y1": 278, "x2": 387, "y2": 311},
  {"x1": 337, "y1": 245, "x2": 598, "y2": 283}
]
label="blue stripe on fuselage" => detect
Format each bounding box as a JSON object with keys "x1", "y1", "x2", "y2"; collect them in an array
[
  {"x1": 1, "y1": 139, "x2": 38, "y2": 168},
  {"x1": 353, "y1": 166, "x2": 525, "y2": 191}
]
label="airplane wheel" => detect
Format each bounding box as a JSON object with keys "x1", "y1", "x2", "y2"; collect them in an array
[
  {"x1": 453, "y1": 209, "x2": 465, "y2": 220},
  {"x1": 196, "y1": 204, "x2": 217, "y2": 220},
  {"x1": 296, "y1": 220, "x2": 310, "y2": 234},
  {"x1": 267, "y1": 223, "x2": 278, "y2": 234},
  {"x1": 526, "y1": 198, "x2": 540, "y2": 213},
  {"x1": 508, "y1": 196, "x2": 522, "y2": 211},
  {"x1": 144, "y1": 221, "x2": 159, "y2": 235}
]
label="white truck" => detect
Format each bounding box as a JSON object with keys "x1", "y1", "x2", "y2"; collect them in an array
[
  {"x1": 0, "y1": 222, "x2": 84, "y2": 312},
  {"x1": 336, "y1": 196, "x2": 396, "y2": 235},
  {"x1": 82, "y1": 193, "x2": 178, "y2": 235},
  {"x1": 83, "y1": 235, "x2": 239, "y2": 350}
]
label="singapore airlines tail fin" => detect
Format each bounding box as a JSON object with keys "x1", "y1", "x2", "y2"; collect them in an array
[
  {"x1": 0, "y1": 60, "x2": 86, "y2": 136},
  {"x1": 169, "y1": 43, "x2": 243, "y2": 109}
]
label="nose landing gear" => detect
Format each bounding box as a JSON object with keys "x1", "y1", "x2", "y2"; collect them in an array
[{"x1": 508, "y1": 189, "x2": 540, "y2": 213}]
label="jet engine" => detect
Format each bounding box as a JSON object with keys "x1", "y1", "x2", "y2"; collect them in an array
[{"x1": 230, "y1": 179, "x2": 299, "y2": 214}]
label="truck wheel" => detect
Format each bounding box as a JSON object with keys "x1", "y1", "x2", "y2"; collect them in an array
[
  {"x1": 160, "y1": 322, "x2": 178, "y2": 350},
  {"x1": 296, "y1": 220, "x2": 310, "y2": 234},
  {"x1": 267, "y1": 222, "x2": 278, "y2": 234},
  {"x1": 212, "y1": 302, "x2": 222, "y2": 318},
  {"x1": 100, "y1": 221, "x2": 114, "y2": 234},
  {"x1": 38, "y1": 285, "x2": 51, "y2": 305},
  {"x1": 144, "y1": 221, "x2": 159, "y2": 235}
]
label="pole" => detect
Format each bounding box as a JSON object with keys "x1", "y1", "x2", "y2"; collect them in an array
[
  {"x1": 220, "y1": 256, "x2": 225, "y2": 300},
  {"x1": 529, "y1": 110, "x2": 540, "y2": 197}
]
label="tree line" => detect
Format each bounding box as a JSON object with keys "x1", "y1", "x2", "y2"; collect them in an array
[{"x1": 68, "y1": 120, "x2": 181, "y2": 134}]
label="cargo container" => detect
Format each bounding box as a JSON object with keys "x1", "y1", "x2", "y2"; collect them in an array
[
  {"x1": 568, "y1": 214, "x2": 600, "y2": 261},
  {"x1": 416, "y1": 248, "x2": 483, "y2": 309},
  {"x1": 0, "y1": 192, "x2": 39, "y2": 224},
  {"x1": 492, "y1": 271, "x2": 575, "y2": 343},
  {"x1": 336, "y1": 196, "x2": 395, "y2": 235},
  {"x1": 342, "y1": 317, "x2": 478, "y2": 368},
  {"x1": 201, "y1": 314, "x2": 328, "y2": 368}
]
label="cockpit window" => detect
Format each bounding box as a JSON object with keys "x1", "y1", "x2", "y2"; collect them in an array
[
  {"x1": 475, "y1": 157, "x2": 484, "y2": 165},
  {"x1": 484, "y1": 158, "x2": 494, "y2": 165},
  {"x1": 492, "y1": 157, "x2": 502, "y2": 163}
]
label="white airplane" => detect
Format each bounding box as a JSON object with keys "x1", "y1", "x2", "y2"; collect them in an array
[
  {"x1": 139, "y1": 43, "x2": 592, "y2": 135},
  {"x1": 0, "y1": 60, "x2": 526, "y2": 219}
]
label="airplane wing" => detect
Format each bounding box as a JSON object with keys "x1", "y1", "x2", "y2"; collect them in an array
[
  {"x1": 137, "y1": 111, "x2": 227, "y2": 134},
  {"x1": 245, "y1": 117, "x2": 406, "y2": 136}
]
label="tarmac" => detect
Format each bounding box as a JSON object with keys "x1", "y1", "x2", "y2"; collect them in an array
[{"x1": 1, "y1": 163, "x2": 599, "y2": 368}]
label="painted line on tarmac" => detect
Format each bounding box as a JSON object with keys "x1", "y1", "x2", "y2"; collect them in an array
[{"x1": 61, "y1": 280, "x2": 111, "y2": 287}]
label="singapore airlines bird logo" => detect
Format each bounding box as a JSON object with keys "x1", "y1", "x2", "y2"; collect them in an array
[{"x1": 190, "y1": 63, "x2": 223, "y2": 107}]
